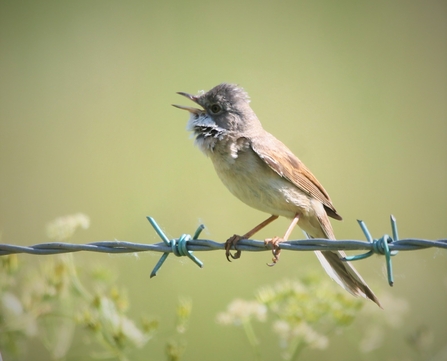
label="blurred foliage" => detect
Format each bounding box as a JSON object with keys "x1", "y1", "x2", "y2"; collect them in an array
[
  {"x1": 0, "y1": 214, "x2": 191, "y2": 361},
  {"x1": 165, "y1": 298, "x2": 193, "y2": 361},
  {"x1": 0, "y1": 218, "x2": 445, "y2": 361},
  {"x1": 217, "y1": 275, "x2": 413, "y2": 360}
]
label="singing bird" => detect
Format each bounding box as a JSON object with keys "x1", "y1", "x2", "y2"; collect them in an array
[{"x1": 173, "y1": 83, "x2": 380, "y2": 307}]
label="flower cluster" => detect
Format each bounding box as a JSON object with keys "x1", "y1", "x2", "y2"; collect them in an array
[{"x1": 46, "y1": 213, "x2": 90, "y2": 241}]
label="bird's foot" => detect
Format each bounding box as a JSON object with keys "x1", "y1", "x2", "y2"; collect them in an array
[
  {"x1": 225, "y1": 234, "x2": 243, "y2": 262},
  {"x1": 264, "y1": 236, "x2": 284, "y2": 266}
]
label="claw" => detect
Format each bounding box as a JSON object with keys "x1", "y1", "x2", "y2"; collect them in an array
[
  {"x1": 265, "y1": 236, "x2": 283, "y2": 266},
  {"x1": 225, "y1": 235, "x2": 243, "y2": 262}
]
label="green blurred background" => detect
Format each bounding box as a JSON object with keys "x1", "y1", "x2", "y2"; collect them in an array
[{"x1": 1, "y1": 0, "x2": 446, "y2": 360}]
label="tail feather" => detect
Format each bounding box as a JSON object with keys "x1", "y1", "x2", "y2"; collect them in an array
[
  {"x1": 305, "y1": 209, "x2": 382, "y2": 308},
  {"x1": 314, "y1": 250, "x2": 382, "y2": 308}
]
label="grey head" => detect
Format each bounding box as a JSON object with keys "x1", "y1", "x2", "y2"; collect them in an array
[{"x1": 173, "y1": 83, "x2": 261, "y2": 145}]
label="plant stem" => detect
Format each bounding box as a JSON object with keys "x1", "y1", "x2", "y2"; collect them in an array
[
  {"x1": 242, "y1": 319, "x2": 261, "y2": 361},
  {"x1": 289, "y1": 340, "x2": 305, "y2": 361}
]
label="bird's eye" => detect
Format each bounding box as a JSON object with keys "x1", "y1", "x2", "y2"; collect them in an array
[{"x1": 210, "y1": 104, "x2": 221, "y2": 114}]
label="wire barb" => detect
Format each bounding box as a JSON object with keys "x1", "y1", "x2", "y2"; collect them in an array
[
  {"x1": 147, "y1": 217, "x2": 204, "y2": 278},
  {"x1": 1, "y1": 215, "x2": 446, "y2": 286},
  {"x1": 343, "y1": 215, "x2": 399, "y2": 286}
]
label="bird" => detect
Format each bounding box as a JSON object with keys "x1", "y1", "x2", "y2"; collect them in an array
[{"x1": 173, "y1": 83, "x2": 381, "y2": 307}]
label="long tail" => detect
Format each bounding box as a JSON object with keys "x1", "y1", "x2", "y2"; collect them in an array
[
  {"x1": 314, "y1": 250, "x2": 381, "y2": 307},
  {"x1": 311, "y1": 212, "x2": 382, "y2": 308}
]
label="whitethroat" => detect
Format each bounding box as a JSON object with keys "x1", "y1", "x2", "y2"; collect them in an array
[{"x1": 173, "y1": 83, "x2": 380, "y2": 307}]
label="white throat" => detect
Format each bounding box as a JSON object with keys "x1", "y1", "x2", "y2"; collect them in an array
[{"x1": 186, "y1": 113, "x2": 228, "y2": 155}]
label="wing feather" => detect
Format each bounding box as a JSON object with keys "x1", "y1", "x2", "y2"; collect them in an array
[{"x1": 251, "y1": 134, "x2": 342, "y2": 220}]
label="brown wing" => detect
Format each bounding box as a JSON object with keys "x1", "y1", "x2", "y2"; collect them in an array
[{"x1": 251, "y1": 133, "x2": 342, "y2": 220}]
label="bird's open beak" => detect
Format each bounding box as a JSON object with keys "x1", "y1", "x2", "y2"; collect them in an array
[{"x1": 172, "y1": 92, "x2": 204, "y2": 115}]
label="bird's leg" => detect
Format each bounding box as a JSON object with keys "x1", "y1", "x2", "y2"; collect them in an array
[
  {"x1": 265, "y1": 213, "x2": 300, "y2": 266},
  {"x1": 225, "y1": 215, "x2": 279, "y2": 261}
]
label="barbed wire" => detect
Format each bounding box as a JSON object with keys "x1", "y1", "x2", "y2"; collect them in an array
[{"x1": 1, "y1": 216, "x2": 446, "y2": 284}]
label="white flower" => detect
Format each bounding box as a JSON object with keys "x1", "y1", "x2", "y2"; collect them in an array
[
  {"x1": 1, "y1": 292, "x2": 37, "y2": 336},
  {"x1": 46, "y1": 213, "x2": 90, "y2": 241},
  {"x1": 216, "y1": 299, "x2": 267, "y2": 326},
  {"x1": 272, "y1": 320, "x2": 291, "y2": 344},
  {"x1": 121, "y1": 317, "x2": 149, "y2": 347},
  {"x1": 2, "y1": 292, "x2": 23, "y2": 315},
  {"x1": 97, "y1": 297, "x2": 149, "y2": 347},
  {"x1": 273, "y1": 320, "x2": 328, "y2": 350}
]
